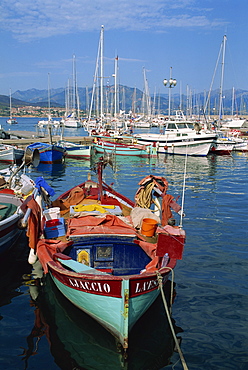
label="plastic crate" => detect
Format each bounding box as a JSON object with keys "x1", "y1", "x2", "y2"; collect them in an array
[{"x1": 44, "y1": 218, "x2": 66, "y2": 238}]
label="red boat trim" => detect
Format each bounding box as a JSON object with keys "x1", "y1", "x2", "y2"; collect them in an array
[
  {"x1": 48, "y1": 261, "x2": 123, "y2": 298},
  {"x1": 57, "y1": 180, "x2": 135, "y2": 208},
  {"x1": 129, "y1": 260, "x2": 176, "y2": 298},
  {"x1": 48, "y1": 259, "x2": 176, "y2": 299}
]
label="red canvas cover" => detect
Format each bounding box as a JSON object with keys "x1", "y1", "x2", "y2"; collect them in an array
[
  {"x1": 67, "y1": 214, "x2": 136, "y2": 236},
  {"x1": 37, "y1": 239, "x2": 73, "y2": 273}
]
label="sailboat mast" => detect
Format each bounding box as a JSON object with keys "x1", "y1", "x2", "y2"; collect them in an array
[
  {"x1": 218, "y1": 35, "x2": 227, "y2": 126},
  {"x1": 88, "y1": 31, "x2": 101, "y2": 123},
  {"x1": 231, "y1": 86, "x2": 235, "y2": 116},
  {"x1": 72, "y1": 55, "x2": 75, "y2": 114},
  {"x1": 47, "y1": 73, "x2": 52, "y2": 145},
  {"x1": 9, "y1": 88, "x2": 12, "y2": 118},
  {"x1": 48, "y1": 73, "x2": 51, "y2": 118},
  {"x1": 100, "y1": 25, "x2": 104, "y2": 125},
  {"x1": 114, "y1": 55, "x2": 118, "y2": 118},
  {"x1": 143, "y1": 67, "x2": 151, "y2": 117}
]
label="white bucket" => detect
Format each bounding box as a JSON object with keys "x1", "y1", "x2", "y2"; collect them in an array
[
  {"x1": 43, "y1": 207, "x2": 61, "y2": 220},
  {"x1": 20, "y1": 174, "x2": 34, "y2": 195}
]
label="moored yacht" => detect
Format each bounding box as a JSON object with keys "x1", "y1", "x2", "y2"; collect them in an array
[{"x1": 135, "y1": 111, "x2": 217, "y2": 156}]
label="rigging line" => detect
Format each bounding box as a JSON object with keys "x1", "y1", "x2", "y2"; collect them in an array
[
  {"x1": 204, "y1": 40, "x2": 223, "y2": 115},
  {"x1": 89, "y1": 29, "x2": 102, "y2": 122},
  {"x1": 179, "y1": 146, "x2": 188, "y2": 228}
]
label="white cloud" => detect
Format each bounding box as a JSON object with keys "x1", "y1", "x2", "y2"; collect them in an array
[{"x1": 0, "y1": 0, "x2": 228, "y2": 42}]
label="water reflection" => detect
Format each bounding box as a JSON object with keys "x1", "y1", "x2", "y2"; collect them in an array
[
  {"x1": 24, "y1": 264, "x2": 183, "y2": 370},
  {"x1": 0, "y1": 234, "x2": 32, "y2": 315},
  {"x1": 36, "y1": 162, "x2": 66, "y2": 178}
]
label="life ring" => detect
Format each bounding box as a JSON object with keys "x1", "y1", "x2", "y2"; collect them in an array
[{"x1": 77, "y1": 250, "x2": 90, "y2": 265}]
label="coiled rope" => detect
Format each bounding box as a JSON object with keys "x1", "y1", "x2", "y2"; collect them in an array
[
  {"x1": 136, "y1": 182, "x2": 156, "y2": 209},
  {"x1": 157, "y1": 271, "x2": 189, "y2": 370}
]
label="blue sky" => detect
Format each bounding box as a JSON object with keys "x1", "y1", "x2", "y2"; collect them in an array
[{"x1": 0, "y1": 0, "x2": 247, "y2": 97}]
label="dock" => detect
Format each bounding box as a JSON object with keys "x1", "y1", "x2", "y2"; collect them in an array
[{"x1": 0, "y1": 130, "x2": 93, "y2": 148}]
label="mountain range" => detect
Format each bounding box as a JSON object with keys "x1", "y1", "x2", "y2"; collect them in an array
[{"x1": 0, "y1": 86, "x2": 248, "y2": 115}]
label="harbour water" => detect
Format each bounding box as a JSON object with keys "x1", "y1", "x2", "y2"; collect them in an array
[{"x1": 0, "y1": 117, "x2": 247, "y2": 369}]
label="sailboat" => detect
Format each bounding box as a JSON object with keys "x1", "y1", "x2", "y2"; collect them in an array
[
  {"x1": 6, "y1": 89, "x2": 18, "y2": 124},
  {"x1": 37, "y1": 74, "x2": 61, "y2": 132},
  {"x1": 61, "y1": 55, "x2": 81, "y2": 128},
  {"x1": 29, "y1": 74, "x2": 66, "y2": 164},
  {"x1": 221, "y1": 87, "x2": 247, "y2": 129},
  {"x1": 208, "y1": 36, "x2": 242, "y2": 154}
]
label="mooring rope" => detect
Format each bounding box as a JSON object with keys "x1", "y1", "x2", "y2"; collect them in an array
[
  {"x1": 157, "y1": 271, "x2": 189, "y2": 370},
  {"x1": 136, "y1": 182, "x2": 155, "y2": 208}
]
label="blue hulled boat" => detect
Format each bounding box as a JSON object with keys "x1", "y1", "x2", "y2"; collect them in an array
[{"x1": 27, "y1": 142, "x2": 66, "y2": 164}]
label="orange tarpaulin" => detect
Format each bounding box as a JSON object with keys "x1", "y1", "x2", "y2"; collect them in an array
[
  {"x1": 134, "y1": 239, "x2": 160, "y2": 272},
  {"x1": 52, "y1": 186, "x2": 86, "y2": 215},
  {"x1": 67, "y1": 214, "x2": 137, "y2": 236},
  {"x1": 37, "y1": 239, "x2": 73, "y2": 273},
  {"x1": 161, "y1": 194, "x2": 174, "y2": 226}
]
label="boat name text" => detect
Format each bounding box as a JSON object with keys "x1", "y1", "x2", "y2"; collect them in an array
[
  {"x1": 134, "y1": 278, "x2": 158, "y2": 293},
  {"x1": 69, "y1": 278, "x2": 111, "y2": 293}
]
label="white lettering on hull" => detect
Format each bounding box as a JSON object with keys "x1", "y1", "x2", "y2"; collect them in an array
[
  {"x1": 134, "y1": 279, "x2": 158, "y2": 294},
  {"x1": 68, "y1": 278, "x2": 111, "y2": 293}
]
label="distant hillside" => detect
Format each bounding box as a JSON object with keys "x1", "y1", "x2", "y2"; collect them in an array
[
  {"x1": 0, "y1": 92, "x2": 63, "y2": 109},
  {"x1": 0, "y1": 95, "x2": 30, "y2": 108},
  {"x1": 0, "y1": 86, "x2": 247, "y2": 115},
  {"x1": 13, "y1": 88, "x2": 64, "y2": 107}
]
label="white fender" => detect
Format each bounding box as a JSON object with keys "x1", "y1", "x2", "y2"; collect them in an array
[
  {"x1": 28, "y1": 248, "x2": 38, "y2": 264},
  {"x1": 153, "y1": 197, "x2": 161, "y2": 218}
]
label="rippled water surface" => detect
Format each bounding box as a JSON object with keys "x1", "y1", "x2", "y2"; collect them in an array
[{"x1": 0, "y1": 118, "x2": 247, "y2": 369}]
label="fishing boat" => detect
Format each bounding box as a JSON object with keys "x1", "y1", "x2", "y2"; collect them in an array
[
  {"x1": 27, "y1": 158, "x2": 185, "y2": 349},
  {"x1": 0, "y1": 144, "x2": 24, "y2": 163},
  {"x1": 92, "y1": 138, "x2": 157, "y2": 157},
  {"x1": 27, "y1": 271, "x2": 179, "y2": 369},
  {"x1": 135, "y1": 111, "x2": 217, "y2": 156},
  {"x1": 57, "y1": 140, "x2": 91, "y2": 160},
  {"x1": 26, "y1": 142, "x2": 66, "y2": 164},
  {"x1": 0, "y1": 149, "x2": 39, "y2": 256}
]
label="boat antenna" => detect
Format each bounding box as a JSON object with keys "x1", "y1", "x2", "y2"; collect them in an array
[{"x1": 179, "y1": 146, "x2": 188, "y2": 228}]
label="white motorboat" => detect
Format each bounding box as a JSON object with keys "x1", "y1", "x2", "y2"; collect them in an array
[
  {"x1": 135, "y1": 111, "x2": 217, "y2": 156},
  {"x1": 221, "y1": 117, "x2": 247, "y2": 129}
]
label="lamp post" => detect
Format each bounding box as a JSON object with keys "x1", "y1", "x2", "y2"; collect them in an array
[{"x1": 163, "y1": 67, "x2": 177, "y2": 119}]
